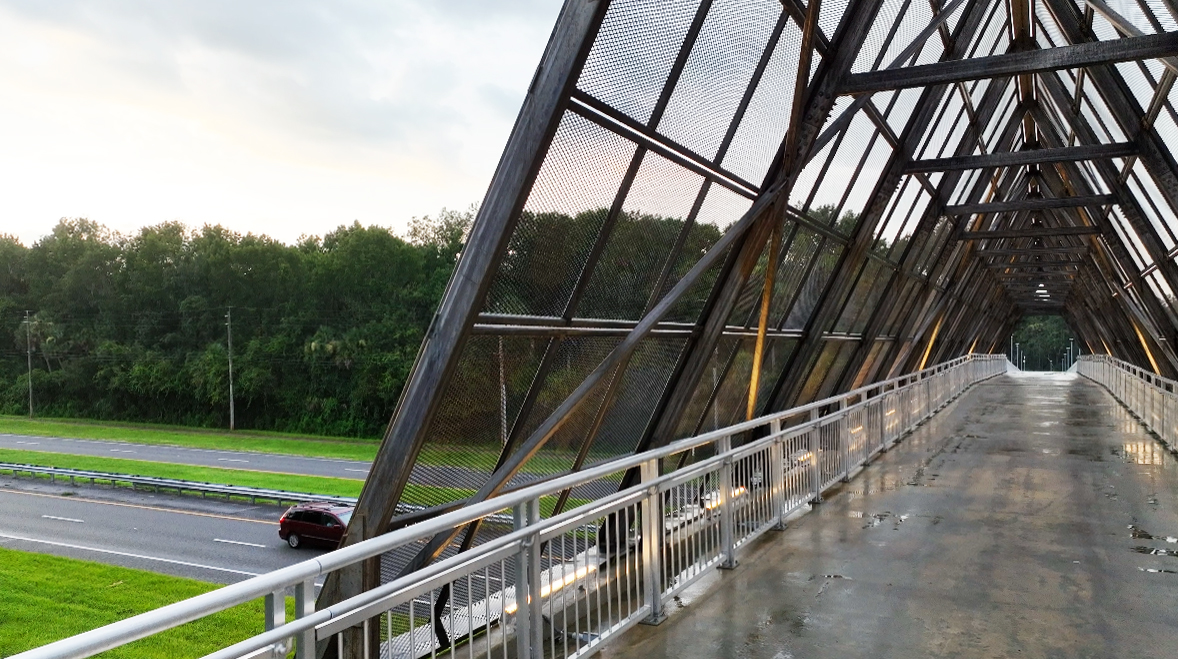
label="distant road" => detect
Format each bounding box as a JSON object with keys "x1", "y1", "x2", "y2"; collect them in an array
[
  {"x1": 0, "y1": 433, "x2": 372, "y2": 479},
  {"x1": 0, "y1": 485, "x2": 323, "y2": 584}
]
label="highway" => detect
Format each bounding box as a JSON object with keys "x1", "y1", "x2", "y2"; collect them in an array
[
  {"x1": 0, "y1": 432, "x2": 372, "y2": 479},
  {"x1": 0, "y1": 480, "x2": 325, "y2": 584}
]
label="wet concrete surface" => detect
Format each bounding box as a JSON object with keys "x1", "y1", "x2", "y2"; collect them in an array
[{"x1": 601, "y1": 373, "x2": 1178, "y2": 659}]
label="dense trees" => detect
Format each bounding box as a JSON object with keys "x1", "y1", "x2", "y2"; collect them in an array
[
  {"x1": 1010, "y1": 315, "x2": 1076, "y2": 371},
  {"x1": 0, "y1": 211, "x2": 472, "y2": 436}
]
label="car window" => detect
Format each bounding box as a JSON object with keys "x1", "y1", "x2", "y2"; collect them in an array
[
  {"x1": 308, "y1": 512, "x2": 329, "y2": 526},
  {"x1": 337, "y1": 510, "x2": 352, "y2": 525},
  {"x1": 288, "y1": 511, "x2": 306, "y2": 522}
]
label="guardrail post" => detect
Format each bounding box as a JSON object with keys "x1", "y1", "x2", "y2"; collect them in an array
[
  {"x1": 768, "y1": 420, "x2": 786, "y2": 530},
  {"x1": 717, "y1": 435, "x2": 738, "y2": 570},
  {"x1": 639, "y1": 458, "x2": 666, "y2": 623},
  {"x1": 808, "y1": 410, "x2": 822, "y2": 504},
  {"x1": 294, "y1": 579, "x2": 315, "y2": 659}
]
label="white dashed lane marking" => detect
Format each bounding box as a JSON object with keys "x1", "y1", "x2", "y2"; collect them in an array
[
  {"x1": 41, "y1": 515, "x2": 85, "y2": 523},
  {"x1": 213, "y1": 538, "x2": 268, "y2": 548}
]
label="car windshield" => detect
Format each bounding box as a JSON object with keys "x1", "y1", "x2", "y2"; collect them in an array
[{"x1": 336, "y1": 509, "x2": 352, "y2": 525}]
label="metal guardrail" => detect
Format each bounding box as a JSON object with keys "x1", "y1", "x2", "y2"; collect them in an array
[
  {"x1": 0, "y1": 462, "x2": 358, "y2": 507},
  {"x1": 12, "y1": 353, "x2": 1006, "y2": 659},
  {"x1": 1077, "y1": 354, "x2": 1178, "y2": 449}
]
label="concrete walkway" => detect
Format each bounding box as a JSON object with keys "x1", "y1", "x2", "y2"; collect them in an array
[{"x1": 602, "y1": 373, "x2": 1178, "y2": 659}]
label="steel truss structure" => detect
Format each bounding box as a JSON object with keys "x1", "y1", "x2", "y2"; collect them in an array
[{"x1": 322, "y1": 0, "x2": 1178, "y2": 638}]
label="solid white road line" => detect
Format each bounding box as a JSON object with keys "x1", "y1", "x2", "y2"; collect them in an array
[
  {"x1": 0, "y1": 532, "x2": 260, "y2": 577},
  {"x1": 213, "y1": 538, "x2": 267, "y2": 548},
  {"x1": 109, "y1": 449, "x2": 135, "y2": 453},
  {"x1": 15, "y1": 440, "x2": 40, "y2": 445},
  {"x1": 42, "y1": 515, "x2": 85, "y2": 523},
  {"x1": 345, "y1": 468, "x2": 368, "y2": 473},
  {"x1": 218, "y1": 458, "x2": 249, "y2": 463}
]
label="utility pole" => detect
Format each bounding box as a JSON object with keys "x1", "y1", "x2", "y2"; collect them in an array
[
  {"x1": 226, "y1": 307, "x2": 235, "y2": 431},
  {"x1": 24, "y1": 310, "x2": 33, "y2": 417}
]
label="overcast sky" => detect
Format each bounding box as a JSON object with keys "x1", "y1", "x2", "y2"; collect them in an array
[{"x1": 0, "y1": 0, "x2": 562, "y2": 245}]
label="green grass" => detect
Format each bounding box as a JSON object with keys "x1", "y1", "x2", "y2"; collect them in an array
[
  {"x1": 0, "y1": 415, "x2": 589, "y2": 475},
  {"x1": 0, "y1": 448, "x2": 476, "y2": 506},
  {"x1": 0, "y1": 547, "x2": 291, "y2": 658},
  {"x1": 0, "y1": 414, "x2": 382, "y2": 461}
]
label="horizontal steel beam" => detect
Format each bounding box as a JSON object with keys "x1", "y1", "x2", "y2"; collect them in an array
[
  {"x1": 906, "y1": 143, "x2": 1137, "y2": 173},
  {"x1": 983, "y1": 262, "x2": 1080, "y2": 269},
  {"x1": 946, "y1": 194, "x2": 1116, "y2": 214},
  {"x1": 958, "y1": 226, "x2": 1102, "y2": 239},
  {"x1": 841, "y1": 31, "x2": 1178, "y2": 94},
  {"x1": 996, "y1": 274, "x2": 1077, "y2": 281},
  {"x1": 975, "y1": 247, "x2": 1089, "y2": 256}
]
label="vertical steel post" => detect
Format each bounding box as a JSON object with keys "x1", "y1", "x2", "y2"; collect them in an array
[
  {"x1": 639, "y1": 458, "x2": 666, "y2": 622},
  {"x1": 768, "y1": 420, "x2": 786, "y2": 530},
  {"x1": 513, "y1": 503, "x2": 532, "y2": 659},
  {"x1": 717, "y1": 435, "x2": 738, "y2": 569},
  {"x1": 264, "y1": 590, "x2": 285, "y2": 657},
  {"x1": 294, "y1": 579, "x2": 315, "y2": 659},
  {"x1": 839, "y1": 400, "x2": 851, "y2": 483},
  {"x1": 808, "y1": 409, "x2": 822, "y2": 504}
]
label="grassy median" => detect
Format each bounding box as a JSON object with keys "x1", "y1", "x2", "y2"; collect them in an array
[
  {"x1": 0, "y1": 415, "x2": 577, "y2": 474},
  {"x1": 0, "y1": 448, "x2": 476, "y2": 506},
  {"x1": 0, "y1": 547, "x2": 290, "y2": 658}
]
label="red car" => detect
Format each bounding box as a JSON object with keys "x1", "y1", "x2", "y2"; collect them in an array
[{"x1": 279, "y1": 502, "x2": 353, "y2": 549}]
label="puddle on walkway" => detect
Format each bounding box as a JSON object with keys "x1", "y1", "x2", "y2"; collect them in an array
[
  {"x1": 1131, "y1": 546, "x2": 1176, "y2": 556},
  {"x1": 1128, "y1": 525, "x2": 1178, "y2": 542}
]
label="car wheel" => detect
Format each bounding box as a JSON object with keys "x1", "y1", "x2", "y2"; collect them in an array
[{"x1": 287, "y1": 534, "x2": 301, "y2": 549}]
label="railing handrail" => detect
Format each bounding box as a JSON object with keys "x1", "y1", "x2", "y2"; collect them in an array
[{"x1": 12, "y1": 353, "x2": 1005, "y2": 659}]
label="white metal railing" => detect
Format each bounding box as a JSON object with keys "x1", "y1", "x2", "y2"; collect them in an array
[
  {"x1": 13, "y1": 353, "x2": 1006, "y2": 659},
  {"x1": 1077, "y1": 354, "x2": 1177, "y2": 447}
]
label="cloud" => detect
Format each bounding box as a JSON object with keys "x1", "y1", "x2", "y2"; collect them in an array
[{"x1": 0, "y1": 0, "x2": 562, "y2": 245}]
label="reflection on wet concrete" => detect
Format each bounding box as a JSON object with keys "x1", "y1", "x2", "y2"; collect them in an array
[{"x1": 600, "y1": 373, "x2": 1178, "y2": 659}]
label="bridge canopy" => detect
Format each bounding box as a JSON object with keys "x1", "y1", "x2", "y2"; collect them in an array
[{"x1": 333, "y1": 0, "x2": 1178, "y2": 588}]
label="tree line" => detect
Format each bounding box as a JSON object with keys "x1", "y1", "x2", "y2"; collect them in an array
[{"x1": 0, "y1": 212, "x2": 470, "y2": 436}]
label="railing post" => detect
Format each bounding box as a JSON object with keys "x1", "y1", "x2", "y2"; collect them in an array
[
  {"x1": 294, "y1": 579, "x2": 315, "y2": 659},
  {"x1": 513, "y1": 499, "x2": 542, "y2": 659},
  {"x1": 768, "y1": 420, "x2": 786, "y2": 530},
  {"x1": 717, "y1": 435, "x2": 738, "y2": 569},
  {"x1": 808, "y1": 410, "x2": 822, "y2": 504},
  {"x1": 264, "y1": 590, "x2": 287, "y2": 659},
  {"x1": 839, "y1": 400, "x2": 851, "y2": 483},
  {"x1": 639, "y1": 457, "x2": 666, "y2": 623}
]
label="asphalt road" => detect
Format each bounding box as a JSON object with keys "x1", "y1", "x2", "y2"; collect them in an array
[
  {"x1": 0, "y1": 432, "x2": 372, "y2": 479},
  {"x1": 0, "y1": 479, "x2": 326, "y2": 585}
]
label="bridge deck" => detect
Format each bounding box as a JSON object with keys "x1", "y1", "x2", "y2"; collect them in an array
[{"x1": 601, "y1": 373, "x2": 1178, "y2": 659}]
